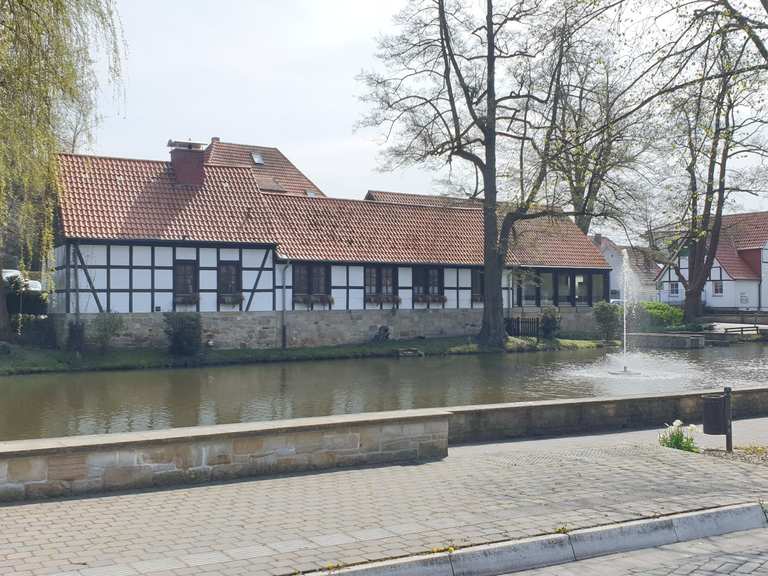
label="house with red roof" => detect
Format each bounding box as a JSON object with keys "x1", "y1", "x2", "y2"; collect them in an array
[
  {"x1": 51, "y1": 138, "x2": 610, "y2": 346},
  {"x1": 656, "y1": 212, "x2": 768, "y2": 311}
]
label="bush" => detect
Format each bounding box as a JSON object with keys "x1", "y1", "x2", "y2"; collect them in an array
[
  {"x1": 163, "y1": 312, "x2": 202, "y2": 356},
  {"x1": 67, "y1": 320, "x2": 86, "y2": 353},
  {"x1": 92, "y1": 312, "x2": 125, "y2": 352},
  {"x1": 658, "y1": 420, "x2": 698, "y2": 452},
  {"x1": 541, "y1": 306, "x2": 560, "y2": 339},
  {"x1": 593, "y1": 301, "x2": 622, "y2": 341},
  {"x1": 10, "y1": 315, "x2": 57, "y2": 348},
  {"x1": 639, "y1": 301, "x2": 684, "y2": 329}
]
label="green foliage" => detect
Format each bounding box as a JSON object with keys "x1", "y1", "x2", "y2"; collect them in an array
[
  {"x1": 67, "y1": 320, "x2": 86, "y2": 353},
  {"x1": 92, "y1": 311, "x2": 124, "y2": 352},
  {"x1": 636, "y1": 302, "x2": 684, "y2": 330},
  {"x1": 163, "y1": 312, "x2": 202, "y2": 356},
  {"x1": 593, "y1": 301, "x2": 622, "y2": 340},
  {"x1": 0, "y1": 0, "x2": 123, "y2": 339},
  {"x1": 658, "y1": 420, "x2": 698, "y2": 452},
  {"x1": 541, "y1": 306, "x2": 560, "y2": 339}
]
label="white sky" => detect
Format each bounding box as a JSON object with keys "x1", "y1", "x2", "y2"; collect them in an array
[
  {"x1": 93, "y1": 0, "x2": 438, "y2": 200},
  {"x1": 93, "y1": 0, "x2": 766, "y2": 219}
]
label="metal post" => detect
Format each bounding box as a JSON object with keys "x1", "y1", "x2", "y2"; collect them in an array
[{"x1": 724, "y1": 386, "x2": 733, "y2": 453}]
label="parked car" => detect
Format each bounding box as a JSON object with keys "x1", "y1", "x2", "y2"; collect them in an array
[
  {"x1": 610, "y1": 298, "x2": 625, "y2": 306},
  {"x1": 1, "y1": 269, "x2": 42, "y2": 292}
]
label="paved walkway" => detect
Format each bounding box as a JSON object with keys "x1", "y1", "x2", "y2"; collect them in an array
[
  {"x1": 513, "y1": 527, "x2": 768, "y2": 575},
  {"x1": 1, "y1": 419, "x2": 768, "y2": 576}
]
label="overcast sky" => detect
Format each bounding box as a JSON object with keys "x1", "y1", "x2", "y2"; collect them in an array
[
  {"x1": 92, "y1": 0, "x2": 440, "y2": 200},
  {"x1": 94, "y1": 0, "x2": 766, "y2": 217}
]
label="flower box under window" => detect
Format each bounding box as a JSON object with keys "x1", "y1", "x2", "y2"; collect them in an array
[
  {"x1": 293, "y1": 293, "x2": 334, "y2": 306},
  {"x1": 414, "y1": 293, "x2": 446, "y2": 304},
  {"x1": 365, "y1": 294, "x2": 401, "y2": 305},
  {"x1": 218, "y1": 293, "x2": 243, "y2": 306},
  {"x1": 173, "y1": 293, "x2": 199, "y2": 306}
]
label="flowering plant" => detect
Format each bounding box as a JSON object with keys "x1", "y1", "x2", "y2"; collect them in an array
[{"x1": 658, "y1": 420, "x2": 699, "y2": 452}]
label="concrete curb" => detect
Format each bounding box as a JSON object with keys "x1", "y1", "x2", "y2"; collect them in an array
[{"x1": 311, "y1": 503, "x2": 767, "y2": 576}]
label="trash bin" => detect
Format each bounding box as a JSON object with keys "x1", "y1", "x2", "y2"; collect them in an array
[{"x1": 702, "y1": 393, "x2": 727, "y2": 435}]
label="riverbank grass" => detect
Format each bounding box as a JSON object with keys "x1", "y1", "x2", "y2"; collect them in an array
[{"x1": 0, "y1": 336, "x2": 616, "y2": 377}]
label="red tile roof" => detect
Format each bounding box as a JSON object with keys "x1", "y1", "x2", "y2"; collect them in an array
[
  {"x1": 365, "y1": 190, "x2": 481, "y2": 208},
  {"x1": 57, "y1": 150, "x2": 608, "y2": 269},
  {"x1": 265, "y1": 193, "x2": 608, "y2": 268},
  {"x1": 204, "y1": 140, "x2": 324, "y2": 196},
  {"x1": 57, "y1": 154, "x2": 272, "y2": 243},
  {"x1": 713, "y1": 212, "x2": 768, "y2": 279}
]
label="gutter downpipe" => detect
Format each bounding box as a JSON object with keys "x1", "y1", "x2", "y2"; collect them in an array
[{"x1": 280, "y1": 256, "x2": 290, "y2": 349}]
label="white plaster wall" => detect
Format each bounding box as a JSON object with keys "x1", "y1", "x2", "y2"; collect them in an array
[
  {"x1": 132, "y1": 269, "x2": 151, "y2": 290},
  {"x1": 248, "y1": 291, "x2": 272, "y2": 312},
  {"x1": 176, "y1": 247, "x2": 196, "y2": 260},
  {"x1": 199, "y1": 270, "x2": 217, "y2": 290},
  {"x1": 349, "y1": 266, "x2": 364, "y2": 287},
  {"x1": 348, "y1": 288, "x2": 364, "y2": 310},
  {"x1": 331, "y1": 266, "x2": 346, "y2": 287},
  {"x1": 219, "y1": 248, "x2": 239, "y2": 261},
  {"x1": 132, "y1": 293, "x2": 152, "y2": 313},
  {"x1": 199, "y1": 248, "x2": 217, "y2": 268},
  {"x1": 110, "y1": 293, "x2": 130, "y2": 313},
  {"x1": 110, "y1": 245, "x2": 130, "y2": 266},
  {"x1": 332, "y1": 289, "x2": 347, "y2": 310},
  {"x1": 199, "y1": 293, "x2": 217, "y2": 312},
  {"x1": 154, "y1": 269, "x2": 173, "y2": 290},
  {"x1": 133, "y1": 246, "x2": 151, "y2": 267},
  {"x1": 110, "y1": 269, "x2": 130, "y2": 290},
  {"x1": 78, "y1": 245, "x2": 106, "y2": 266},
  {"x1": 155, "y1": 247, "x2": 172, "y2": 267}
]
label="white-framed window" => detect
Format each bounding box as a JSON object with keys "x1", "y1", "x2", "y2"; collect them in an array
[
  {"x1": 713, "y1": 280, "x2": 724, "y2": 296},
  {"x1": 669, "y1": 282, "x2": 679, "y2": 296}
]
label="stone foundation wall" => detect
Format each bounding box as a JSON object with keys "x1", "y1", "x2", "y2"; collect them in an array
[
  {"x1": 2, "y1": 387, "x2": 766, "y2": 501},
  {"x1": 0, "y1": 410, "x2": 449, "y2": 501},
  {"x1": 52, "y1": 307, "x2": 597, "y2": 349},
  {"x1": 447, "y1": 386, "x2": 768, "y2": 444}
]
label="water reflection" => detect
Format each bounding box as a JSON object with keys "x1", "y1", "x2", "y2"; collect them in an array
[{"x1": 1, "y1": 344, "x2": 767, "y2": 440}]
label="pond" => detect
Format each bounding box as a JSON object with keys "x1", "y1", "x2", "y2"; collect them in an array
[{"x1": 1, "y1": 343, "x2": 767, "y2": 441}]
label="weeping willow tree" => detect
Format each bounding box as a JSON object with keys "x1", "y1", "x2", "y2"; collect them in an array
[{"x1": 0, "y1": 0, "x2": 122, "y2": 340}]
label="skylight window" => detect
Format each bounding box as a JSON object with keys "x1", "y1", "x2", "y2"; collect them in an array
[{"x1": 251, "y1": 152, "x2": 264, "y2": 165}]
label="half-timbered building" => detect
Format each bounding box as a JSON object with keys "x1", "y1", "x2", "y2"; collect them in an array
[
  {"x1": 657, "y1": 212, "x2": 768, "y2": 311},
  {"x1": 51, "y1": 138, "x2": 610, "y2": 345}
]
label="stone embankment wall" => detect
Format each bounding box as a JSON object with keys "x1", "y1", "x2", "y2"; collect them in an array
[
  {"x1": 52, "y1": 307, "x2": 598, "y2": 349},
  {"x1": 0, "y1": 410, "x2": 448, "y2": 501},
  {"x1": 447, "y1": 386, "x2": 768, "y2": 443},
  {"x1": 628, "y1": 333, "x2": 706, "y2": 349},
  {"x1": 1, "y1": 386, "x2": 767, "y2": 501}
]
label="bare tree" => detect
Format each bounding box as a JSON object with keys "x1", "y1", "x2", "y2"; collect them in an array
[
  {"x1": 361, "y1": 0, "x2": 618, "y2": 347},
  {"x1": 548, "y1": 38, "x2": 651, "y2": 234},
  {"x1": 658, "y1": 20, "x2": 768, "y2": 320}
]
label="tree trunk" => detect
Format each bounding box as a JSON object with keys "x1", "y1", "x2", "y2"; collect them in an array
[
  {"x1": 683, "y1": 288, "x2": 702, "y2": 322},
  {"x1": 0, "y1": 278, "x2": 11, "y2": 341},
  {"x1": 478, "y1": 172, "x2": 506, "y2": 348}
]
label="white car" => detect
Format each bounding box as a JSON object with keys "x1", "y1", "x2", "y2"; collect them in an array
[{"x1": 1, "y1": 269, "x2": 42, "y2": 292}]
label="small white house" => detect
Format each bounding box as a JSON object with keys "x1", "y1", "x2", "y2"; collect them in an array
[
  {"x1": 656, "y1": 212, "x2": 768, "y2": 311},
  {"x1": 591, "y1": 235, "x2": 660, "y2": 302}
]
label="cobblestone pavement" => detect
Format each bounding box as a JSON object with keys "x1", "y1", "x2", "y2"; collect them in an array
[
  {"x1": 514, "y1": 527, "x2": 768, "y2": 575},
  {"x1": 2, "y1": 433, "x2": 768, "y2": 576}
]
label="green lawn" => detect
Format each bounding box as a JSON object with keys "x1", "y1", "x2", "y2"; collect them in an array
[{"x1": 0, "y1": 336, "x2": 617, "y2": 377}]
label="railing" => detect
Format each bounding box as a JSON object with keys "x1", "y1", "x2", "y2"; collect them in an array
[
  {"x1": 723, "y1": 325, "x2": 760, "y2": 335},
  {"x1": 505, "y1": 317, "x2": 540, "y2": 339}
]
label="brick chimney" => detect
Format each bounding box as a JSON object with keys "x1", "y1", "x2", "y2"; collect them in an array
[
  {"x1": 168, "y1": 139, "x2": 206, "y2": 186},
  {"x1": 592, "y1": 233, "x2": 603, "y2": 247}
]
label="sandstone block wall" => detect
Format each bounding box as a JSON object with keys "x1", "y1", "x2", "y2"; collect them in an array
[
  {"x1": 0, "y1": 410, "x2": 449, "y2": 501},
  {"x1": 52, "y1": 307, "x2": 598, "y2": 349},
  {"x1": 447, "y1": 386, "x2": 768, "y2": 444}
]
